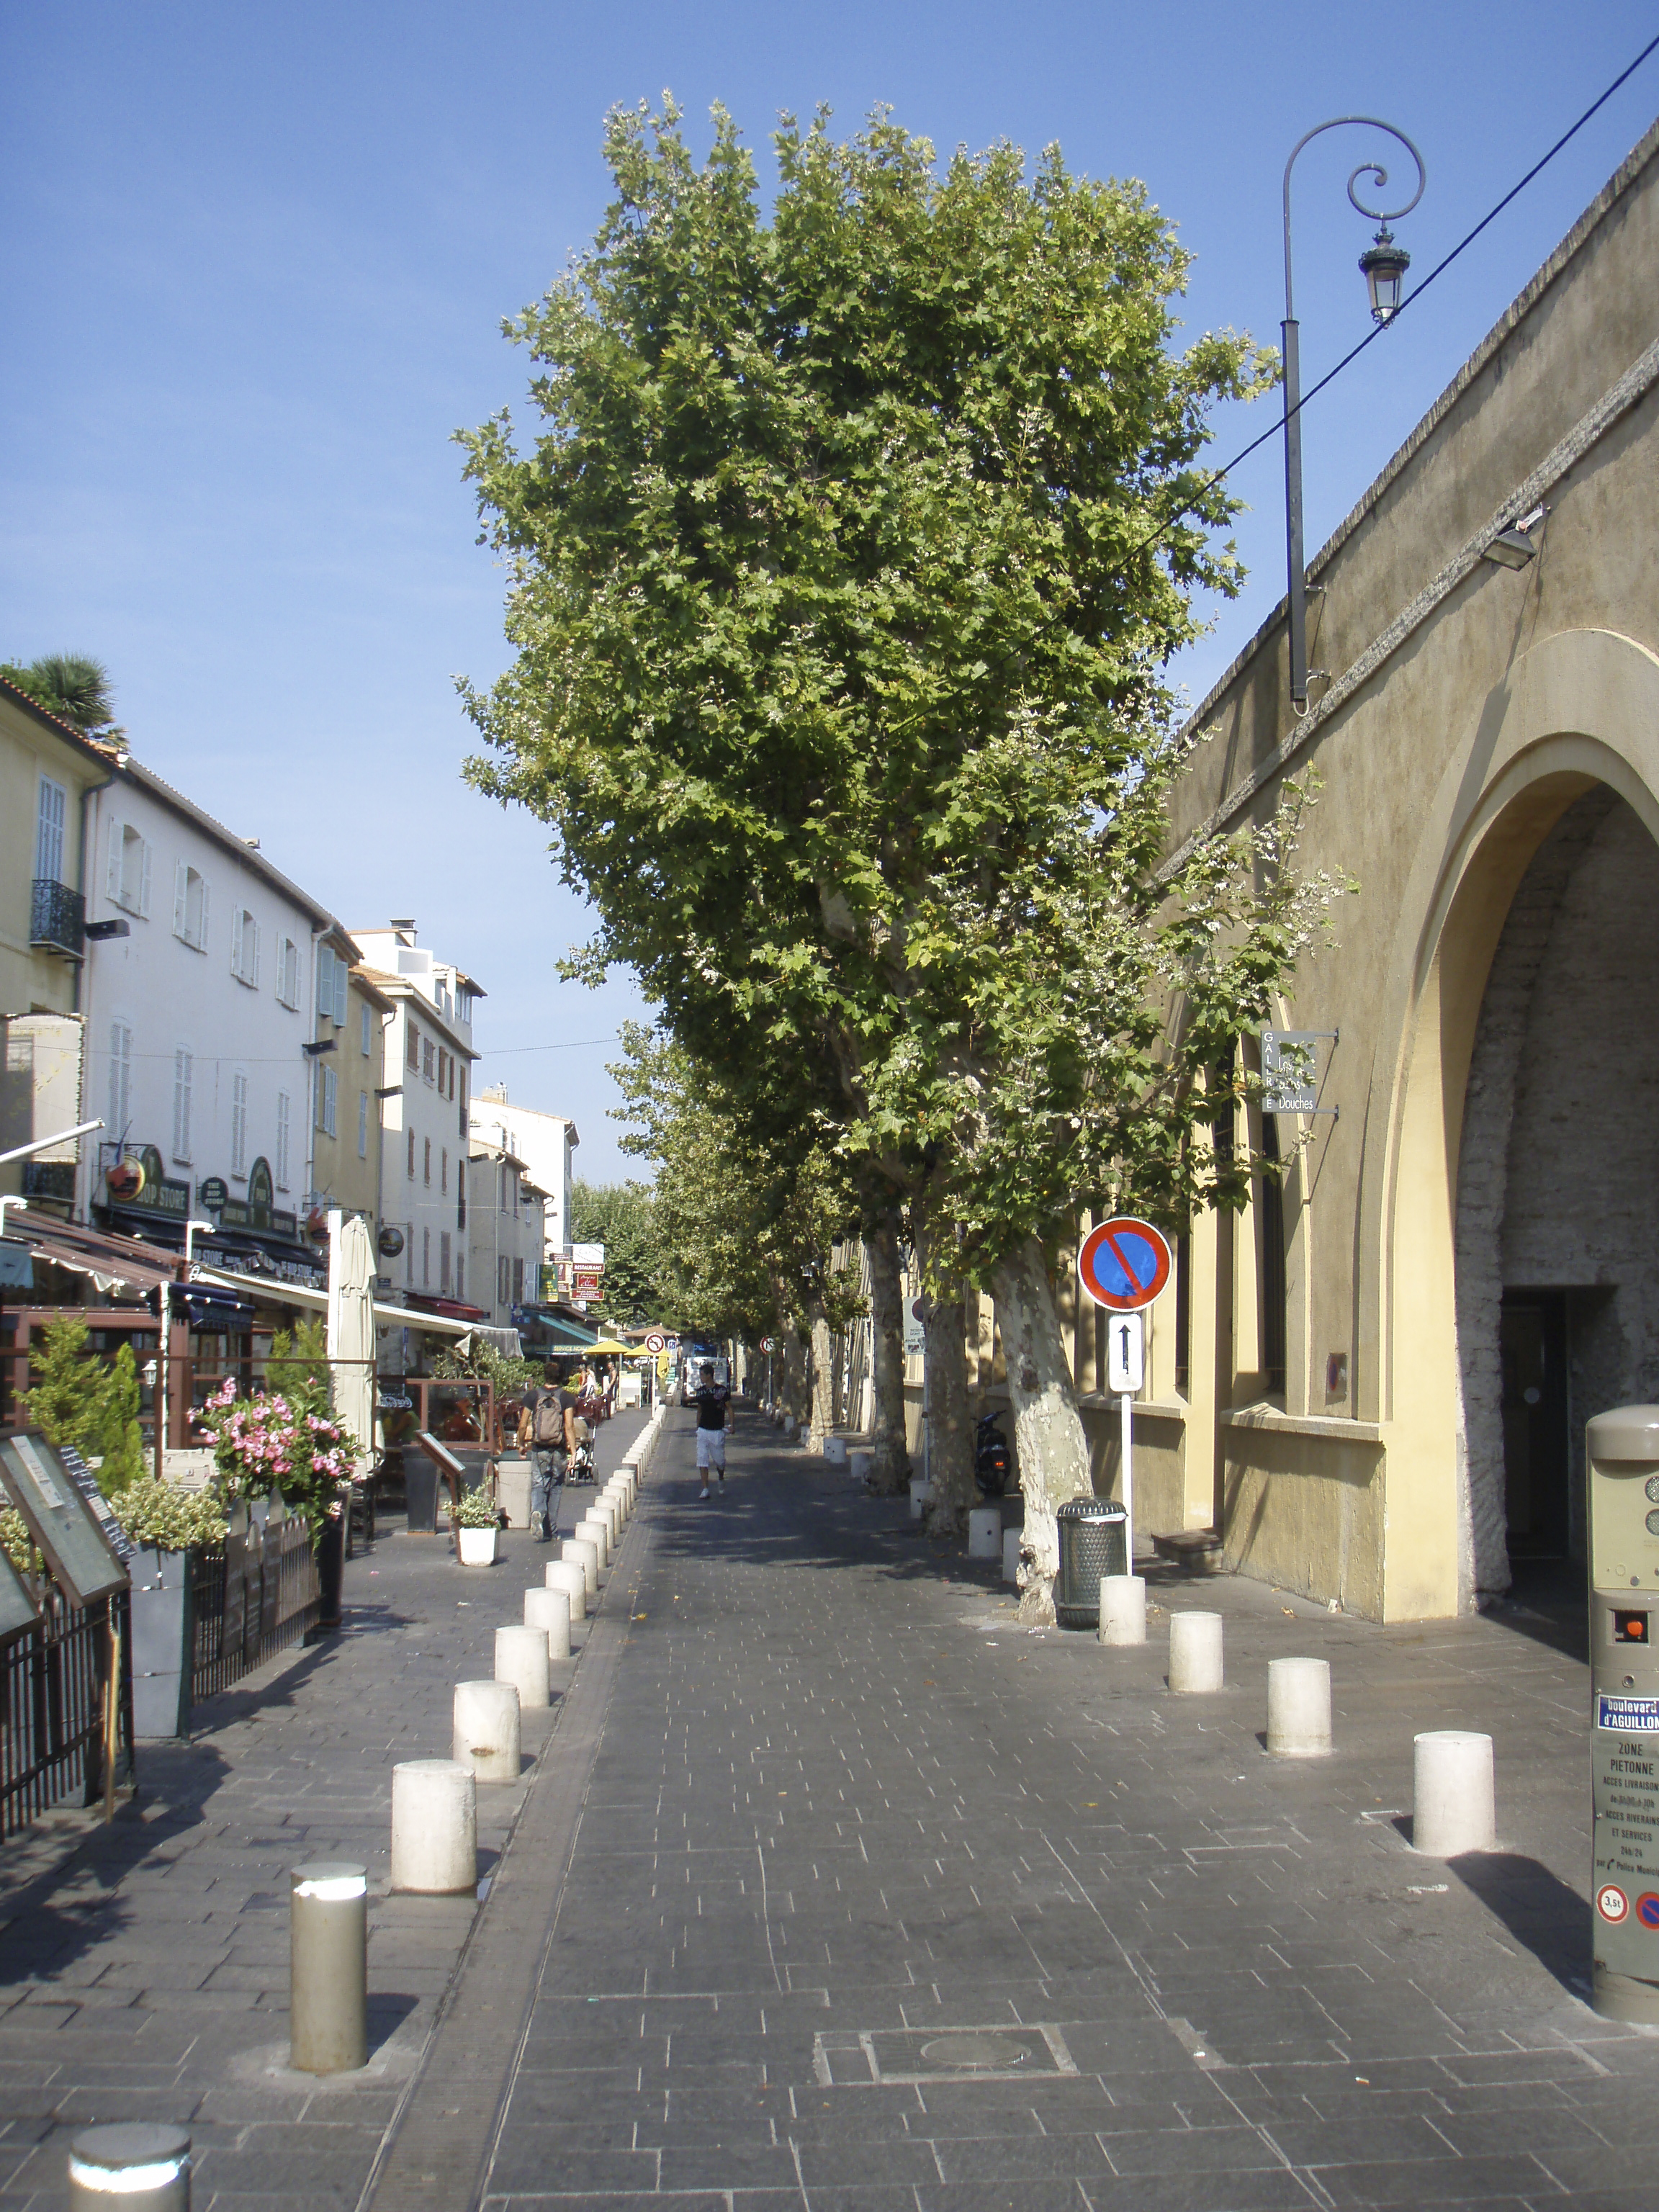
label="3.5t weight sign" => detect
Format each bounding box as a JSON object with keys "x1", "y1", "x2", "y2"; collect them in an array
[{"x1": 1078, "y1": 1218, "x2": 1172, "y2": 1313}]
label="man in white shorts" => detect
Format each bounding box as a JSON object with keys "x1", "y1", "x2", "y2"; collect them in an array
[{"x1": 690, "y1": 1362, "x2": 732, "y2": 1499}]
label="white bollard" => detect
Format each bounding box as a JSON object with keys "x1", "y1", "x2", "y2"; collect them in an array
[
  {"x1": 604, "y1": 1480, "x2": 630, "y2": 1521},
  {"x1": 1002, "y1": 1527, "x2": 1022, "y2": 1584},
  {"x1": 546, "y1": 1558, "x2": 588, "y2": 1618},
  {"x1": 526, "y1": 1585, "x2": 572, "y2": 1662},
  {"x1": 564, "y1": 1537, "x2": 598, "y2": 1599},
  {"x1": 783, "y1": 1415, "x2": 796, "y2": 1437},
  {"x1": 588, "y1": 1498, "x2": 618, "y2": 1549},
  {"x1": 69, "y1": 2126, "x2": 192, "y2": 2212},
  {"x1": 289, "y1": 1858, "x2": 368, "y2": 2074},
  {"x1": 909, "y1": 1476, "x2": 931, "y2": 1523},
  {"x1": 1099, "y1": 1574, "x2": 1147, "y2": 1646},
  {"x1": 1413, "y1": 1730, "x2": 1496, "y2": 1856},
  {"x1": 968, "y1": 1507, "x2": 1002, "y2": 1560},
  {"x1": 453, "y1": 1679, "x2": 521, "y2": 1783},
  {"x1": 1267, "y1": 1657, "x2": 1332, "y2": 1757},
  {"x1": 850, "y1": 1449, "x2": 873, "y2": 1486},
  {"x1": 495, "y1": 1624, "x2": 551, "y2": 1710},
  {"x1": 575, "y1": 1515, "x2": 609, "y2": 1570},
  {"x1": 822, "y1": 1436, "x2": 848, "y2": 1465},
  {"x1": 1169, "y1": 1611, "x2": 1224, "y2": 1694},
  {"x1": 390, "y1": 1759, "x2": 477, "y2": 1894}
]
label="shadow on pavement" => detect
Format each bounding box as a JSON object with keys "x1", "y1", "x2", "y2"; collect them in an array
[{"x1": 1449, "y1": 1847, "x2": 1593, "y2": 1999}]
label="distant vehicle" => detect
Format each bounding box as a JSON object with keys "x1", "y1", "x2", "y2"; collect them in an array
[{"x1": 680, "y1": 1342, "x2": 729, "y2": 1401}]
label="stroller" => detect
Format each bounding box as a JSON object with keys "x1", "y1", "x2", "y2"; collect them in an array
[{"x1": 570, "y1": 1424, "x2": 597, "y2": 1485}]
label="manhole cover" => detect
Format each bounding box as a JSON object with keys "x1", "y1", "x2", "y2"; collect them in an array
[{"x1": 918, "y1": 2033, "x2": 1031, "y2": 2070}]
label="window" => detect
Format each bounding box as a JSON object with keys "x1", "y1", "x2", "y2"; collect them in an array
[
  {"x1": 422, "y1": 1227, "x2": 430, "y2": 1287},
  {"x1": 332, "y1": 952, "x2": 347, "y2": 1025},
  {"x1": 455, "y1": 1256, "x2": 464, "y2": 1302},
  {"x1": 171, "y1": 1049, "x2": 192, "y2": 1163},
  {"x1": 422, "y1": 1039, "x2": 436, "y2": 1086},
  {"x1": 107, "y1": 1022, "x2": 132, "y2": 1140},
  {"x1": 315, "y1": 1065, "x2": 337, "y2": 1138},
  {"x1": 440, "y1": 1231, "x2": 451, "y2": 1296},
  {"x1": 230, "y1": 907, "x2": 260, "y2": 988},
  {"x1": 105, "y1": 819, "x2": 151, "y2": 918},
  {"x1": 316, "y1": 944, "x2": 348, "y2": 1025},
  {"x1": 276, "y1": 1092, "x2": 292, "y2": 1190},
  {"x1": 35, "y1": 778, "x2": 67, "y2": 884},
  {"x1": 458, "y1": 1067, "x2": 467, "y2": 1130},
  {"x1": 423, "y1": 1137, "x2": 431, "y2": 1186},
  {"x1": 441, "y1": 1147, "x2": 447, "y2": 1196},
  {"x1": 407, "y1": 1020, "x2": 420, "y2": 1070},
  {"x1": 498, "y1": 1255, "x2": 508, "y2": 1307},
  {"x1": 172, "y1": 863, "x2": 209, "y2": 950},
  {"x1": 277, "y1": 937, "x2": 300, "y2": 1010},
  {"x1": 447, "y1": 1055, "x2": 456, "y2": 1102},
  {"x1": 407, "y1": 1128, "x2": 415, "y2": 1179},
  {"x1": 513, "y1": 1257, "x2": 525, "y2": 1304},
  {"x1": 357, "y1": 1089, "x2": 369, "y2": 1159},
  {"x1": 438, "y1": 1048, "x2": 448, "y2": 1096},
  {"x1": 231, "y1": 1072, "x2": 249, "y2": 1176},
  {"x1": 360, "y1": 1002, "x2": 372, "y2": 1057},
  {"x1": 406, "y1": 1229, "x2": 414, "y2": 1285}
]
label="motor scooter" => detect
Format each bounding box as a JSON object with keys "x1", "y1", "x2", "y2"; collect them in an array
[{"x1": 974, "y1": 1410, "x2": 1012, "y2": 1497}]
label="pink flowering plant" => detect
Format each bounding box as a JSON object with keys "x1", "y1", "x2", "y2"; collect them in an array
[{"x1": 200, "y1": 1321, "x2": 361, "y2": 1545}]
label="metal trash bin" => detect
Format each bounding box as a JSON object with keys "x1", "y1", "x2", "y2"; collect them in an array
[{"x1": 1055, "y1": 1498, "x2": 1128, "y2": 1629}]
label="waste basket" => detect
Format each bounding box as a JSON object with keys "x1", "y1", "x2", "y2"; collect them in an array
[{"x1": 1055, "y1": 1498, "x2": 1128, "y2": 1629}]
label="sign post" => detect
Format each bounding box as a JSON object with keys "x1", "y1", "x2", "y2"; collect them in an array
[{"x1": 1076, "y1": 1220, "x2": 1172, "y2": 1567}]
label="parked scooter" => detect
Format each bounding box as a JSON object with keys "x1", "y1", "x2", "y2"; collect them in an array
[{"x1": 974, "y1": 1411, "x2": 1012, "y2": 1498}]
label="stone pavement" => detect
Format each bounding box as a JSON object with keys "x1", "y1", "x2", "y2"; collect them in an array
[
  {"x1": 7, "y1": 1402, "x2": 1658, "y2": 2212},
  {"x1": 467, "y1": 1410, "x2": 1653, "y2": 2212},
  {"x1": 0, "y1": 1406, "x2": 649, "y2": 2211}
]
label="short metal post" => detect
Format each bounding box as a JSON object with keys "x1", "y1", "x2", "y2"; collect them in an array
[
  {"x1": 1118, "y1": 1390, "x2": 1133, "y2": 1565},
  {"x1": 289, "y1": 1860, "x2": 368, "y2": 2074},
  {"x1": 69, "y1": 2124, "x2": 190, "y2": 2210}
]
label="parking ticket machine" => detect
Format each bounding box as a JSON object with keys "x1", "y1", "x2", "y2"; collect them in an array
[{"x1": 1587, "y1": 1404, "x2": 1659, "y2": 2020}]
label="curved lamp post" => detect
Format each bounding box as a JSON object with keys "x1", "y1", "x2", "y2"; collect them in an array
[{"x1": 1282, "y1": 117, "x2": 1426, "y2": 710}]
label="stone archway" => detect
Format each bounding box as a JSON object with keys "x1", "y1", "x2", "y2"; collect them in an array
[{"x1": 1455, "y1": 787, "x2": 1659, "y2": 1597}]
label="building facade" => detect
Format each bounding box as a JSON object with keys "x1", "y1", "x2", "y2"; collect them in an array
[
  {"x1": 353, "y1": 924, "x2": 481, "y2": 1305},
  {"x1": 471, "y1": 1086, "x2": 578, "y2": 1277},
  {"x1": 1133, "y1": 118, "x2": 1659, "y2": 1620},
  {"x1": 307, "y1": 938, "x2": 392, "y2": 1257},
  {"x1": 0, "y1": 682, "x2": 119, "y2": 1208},
  {"x1": 467, "y1": 1139, "x2": 547, "y2": 1331}
]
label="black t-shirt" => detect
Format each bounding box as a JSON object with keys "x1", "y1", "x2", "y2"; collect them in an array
[
  {"x1": 530, "y1": 1387, "x2": 575, "y2": 1447},
  {"x1": 691, "y1": 1383, "x2": 729, "y2": 1431}
]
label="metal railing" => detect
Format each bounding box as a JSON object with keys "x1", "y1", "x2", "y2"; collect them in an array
[
  {"x1": 29, "y1": 876, "x2": 86, "y2": 958},
  {"x1": 189, "y1": 1515, "x2": 319, "y2": 1706},
  {"x1": 1, "y1": 1587, "x2": 132, "y2": 1839}
]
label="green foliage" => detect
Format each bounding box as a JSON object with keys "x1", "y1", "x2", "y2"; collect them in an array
[
  {"x1": 569, "y1": 1177, "x2": 664, "y2": 1325},
  {"x1": 0, "y1": 1509, "x2": 38, "y2": 1577},
  {"x1": 268, "y1": 1316, "x2": 330, "y2": 1407},
  {"x1": 459, "y1": 100, "x2": 1336, "y2": 1326},
  {"x1": 1, "y1": 654, "x2": 116, "y2": 732},
  {"x1": 111, "y1": 1479, "x2": 229, "y2": 1553},
  {"x1": 431, "y1": 1337, "x2": 539, "y2": 1396},
  {"x1": 24, "y1": 1315, "x2": 145, "y2": 1494},
  {"x1": 454, "y1": 1485, "x2": 500, "y2": 1529}
]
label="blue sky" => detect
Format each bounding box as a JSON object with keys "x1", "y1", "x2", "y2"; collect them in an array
[{"x1": 4, "y1": 3, "x2": 1655, "y2": 1179}]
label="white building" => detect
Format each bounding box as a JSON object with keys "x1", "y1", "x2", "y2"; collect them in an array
[
  {"x1": 470, "y1": 1087, "x2": 578, "y2": 1274},
  {"x1": 352, "y1": 922, "x2": 482, "y2": 1305},
  {"x1": 78, "y1": 758, "x2": 338, "y2": 1283},
  {"x1": 467, "y1": 1139, "x2": 546, "y2": 1331}
]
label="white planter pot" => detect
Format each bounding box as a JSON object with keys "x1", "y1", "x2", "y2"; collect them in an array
[{"x1": 457, "y1": 1527, "x2": 498, "y2": 1567}]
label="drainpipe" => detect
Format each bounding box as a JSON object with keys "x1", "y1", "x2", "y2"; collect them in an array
[{"x1": 73, "y1": 758, "x2": 120, "y2": 1222}]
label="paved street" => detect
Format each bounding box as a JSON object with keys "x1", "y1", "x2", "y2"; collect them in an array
[{"x1": 6, "y1": 1403, "x2": 1657, "y2": 2212}]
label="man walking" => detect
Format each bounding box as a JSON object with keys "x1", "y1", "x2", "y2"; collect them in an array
[
  {"x1": 689, "y1": 1360, "x2": 732, "y2": 1501},
  {"x1": 517, "y1": 1362, "x2": 576, "y2": 1542}
]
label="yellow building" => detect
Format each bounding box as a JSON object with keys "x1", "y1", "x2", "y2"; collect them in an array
[
  {"x1": 305, "y1": 927, "x2": 392, "y2": 1254},
  {"x1": 0, "y1": 678, "x2": 120, "y2": 1207}
]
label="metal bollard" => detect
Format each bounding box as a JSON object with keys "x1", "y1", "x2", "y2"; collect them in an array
[
  {"x1": 289, "y1": 1860, "x2": 368, "y2": 2074},
  {"x1": 390, "y1": 1759, "x2": 475, "y2": 1894},
  {"x1": 525, "y1": 1585, "x2": 572, "y2": 1662},
  {"x1": 1098, "y1": 1574, "x2": 1147, "y2": 1646},
  {"x1": 545, "y1": 1558, "x2": 588, "y2": 1619},
  {"x1": 69, "y1": 2126, "x2": 190, "y2": 2211}
]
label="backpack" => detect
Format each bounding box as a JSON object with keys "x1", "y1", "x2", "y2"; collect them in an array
[{"x1": 531, "y1": 1390, "x2": 563, "y2": 1446}]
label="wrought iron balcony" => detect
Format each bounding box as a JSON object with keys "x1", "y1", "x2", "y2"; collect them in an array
[{"x1": 30, "y1": 877, "x2": 85, "y2": 958}]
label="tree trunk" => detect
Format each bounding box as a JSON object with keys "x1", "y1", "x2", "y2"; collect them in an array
[
  {"x1": 864, "y1": 1207, "x2": 911, "y2": 1494},
  {"x1": 992, "y1": 1235, "x2": 1094, "y2": 1622},
  {"x1": 809, "y1": 1310, "x2": 834, "y2": 1449}
]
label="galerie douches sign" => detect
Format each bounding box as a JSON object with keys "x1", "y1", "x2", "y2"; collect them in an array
[{"x1": 1586, "y1": 1404, "x2": 1659, "y2": 2021}]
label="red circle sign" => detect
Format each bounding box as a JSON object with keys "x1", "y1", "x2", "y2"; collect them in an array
[
  {"x1": 1598, "y1": 1883, "x2": 1630, "y2": 1923},
  {"x1": 1078, "y1": 1218, "x2": 1173, "y2": 1312}
]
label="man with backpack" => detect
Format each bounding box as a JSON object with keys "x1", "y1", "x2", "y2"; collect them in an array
[{"x1": 516, "y1": 1362, "x2": 577, "y2": 1542}]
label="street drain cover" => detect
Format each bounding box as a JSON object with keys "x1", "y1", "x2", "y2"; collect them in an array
[{"x1": 919, "y1": 2033, "x2": 1030, "y2": 2069}]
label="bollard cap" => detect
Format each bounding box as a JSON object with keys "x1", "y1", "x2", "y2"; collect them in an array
[
  {"x1": 69, "y1": 2124, "x2": 191, "y2": 2189},
  {"x1": 291, "y1": 1860, "x2": 367, "y2": 1900},
  {"x1": 394, "y1": 1757, "x2": 472, "y2": 1776}
]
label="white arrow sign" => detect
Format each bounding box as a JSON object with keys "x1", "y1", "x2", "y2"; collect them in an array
[{"x1": 1107, "y1": 1311, "x2": 1144, "y2": 1395}]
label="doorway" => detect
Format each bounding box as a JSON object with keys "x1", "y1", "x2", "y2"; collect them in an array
[{"x1": 1498, "y1": 1291, "x2": 1568, "y2": 1557}]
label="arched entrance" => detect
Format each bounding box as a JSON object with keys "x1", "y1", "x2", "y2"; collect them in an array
[{"x1": 1455, "y1": 788, "x2": 1659, "y2": 1599}]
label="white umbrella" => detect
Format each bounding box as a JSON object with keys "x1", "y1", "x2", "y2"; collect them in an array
[{"x1": 326, "y1": 1208, "x2": 377, "y2": 1473}]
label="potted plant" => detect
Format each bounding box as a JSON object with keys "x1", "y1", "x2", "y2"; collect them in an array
[
  {"x1": 454, "y1": 1484, "x2": 500, "y2": 1566},
  {"x1": 109, "y1": 1480, "x2": 230, "y2": 1737}
]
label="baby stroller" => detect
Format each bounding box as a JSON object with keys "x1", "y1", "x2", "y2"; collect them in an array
[{"x1": 570, "y1": 1424, "x2": 597, "y2": 1485}]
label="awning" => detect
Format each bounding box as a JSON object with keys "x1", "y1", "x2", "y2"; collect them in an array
[
  {"x1": 457, "y1": 1325, "x2": 523, "y2": 1359},
  {"x1": 7, "y1": 1216, "x2": 178, "y2": 1297},
  {"x1": 189, "y1": 1265, "x2": 478, "y2": 1339}
]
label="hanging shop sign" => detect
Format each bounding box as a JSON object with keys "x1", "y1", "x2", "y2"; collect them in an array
[
  {"x1": 1261, "y1": 1028, "x2": 1340, "y2": 1117},
  {"x1": 197, "y1": 1176, "x2": 229, "y2": 1210},
  {"x1": 378, "y1": 1226, "x2": 405, "y2": 1259},
  {"x1": 106, "y1": 1143, "x2": 189, "y2": 1220}
]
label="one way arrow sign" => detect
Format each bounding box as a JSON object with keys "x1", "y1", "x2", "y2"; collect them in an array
[{"x1": 1107, "y1": 1311, "x2": 1145, "y2": 1395}]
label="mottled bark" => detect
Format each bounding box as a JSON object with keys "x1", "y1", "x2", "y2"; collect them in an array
[
  {"x1": 992, "y1": 1235, "x2": 1094, "y2": 1622},
  {"x1": 809, "y1": 1310, "x2": 834, "y2": 1449},
  {"x1": 864, "y1": 1208, "x2": 911, "y2": 1494}
]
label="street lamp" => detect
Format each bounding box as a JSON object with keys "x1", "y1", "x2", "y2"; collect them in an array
[{"x1": 1282, "y1": 117, "x2": 1426, "y2": 710}]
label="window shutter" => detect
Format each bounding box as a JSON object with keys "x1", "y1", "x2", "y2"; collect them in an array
[
  {"x1": 317, "y1": 943, "x2": 331, "y2": 1015},
  {"x1": 199, "y1": 877, "x2": 210, "y2": 951},
  {"x1": 106, "y1": 817, "x2": 122, "y2": 900},
  {"x1": 251, "y1": 922, "x2": 261, "y2": 987},
  {"x1": 358, "y1": 1089, "x2": 369, "y2": 1158},
  {"x1": 231, "y1": 908, "x2": 243, "y2": 976},
  {"x1": 334, "y1": 960, "x2": 347, "y2": 1025},
  {"x1": 276, "y1": 1091, "x2": 291, "y2": 1189},
  {"x1": 139, "y1": 840, "x2": 152, "y2": 918},
  {"x1": 174, "y1": 861, "x2": 187, "y2": 938}
]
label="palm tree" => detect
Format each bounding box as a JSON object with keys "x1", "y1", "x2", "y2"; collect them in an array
[{"x1": 24, "y1": 654, "x2": 116, "y2": 732}]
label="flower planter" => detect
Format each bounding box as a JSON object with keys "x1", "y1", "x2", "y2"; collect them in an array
[{"x1": 457, "y1": 1526, "x2": 498, "y2": 1567}]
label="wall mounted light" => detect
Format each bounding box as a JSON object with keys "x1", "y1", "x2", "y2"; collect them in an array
[{"x1": 1481, "y1": 503, "x2": 1547, "y2": 569}]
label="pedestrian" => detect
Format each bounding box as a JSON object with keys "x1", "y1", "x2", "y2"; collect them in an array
[
  {"x1": 516, "y1": 1362, "x2": 576, "y2": 1542},
  {"x1": 689, "y1": 1359, "x2": 732, "y2": 1500}
]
